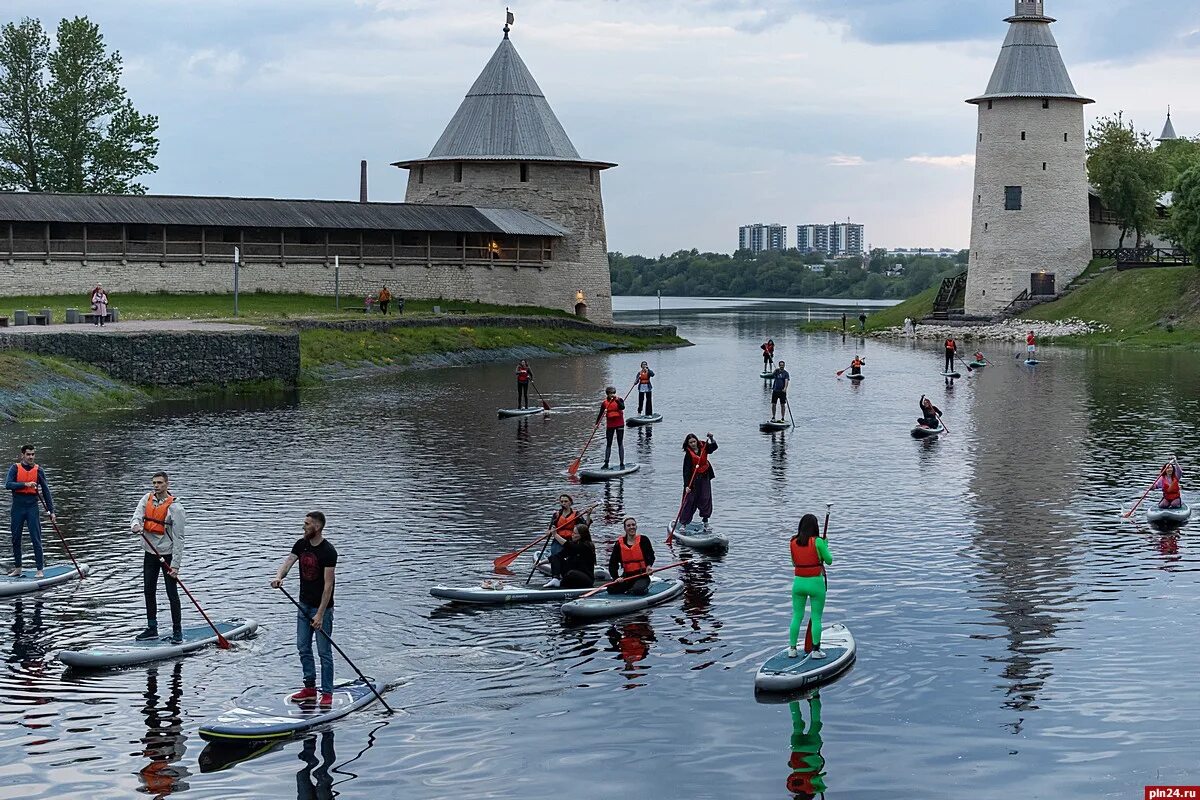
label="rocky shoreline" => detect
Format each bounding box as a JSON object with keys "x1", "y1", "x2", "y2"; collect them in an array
[{"x1": 873, "y1": 318, "x2": 1108, "y2": 342}]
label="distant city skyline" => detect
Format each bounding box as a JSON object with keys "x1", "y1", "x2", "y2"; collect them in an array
[{"x1": 9, "y1": 0, "x2": 1198, "y2": 256}]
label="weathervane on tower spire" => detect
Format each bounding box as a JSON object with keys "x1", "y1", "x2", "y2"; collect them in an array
[{"x1": 504, "y1": 7, "x2": 514, "y2": 38}]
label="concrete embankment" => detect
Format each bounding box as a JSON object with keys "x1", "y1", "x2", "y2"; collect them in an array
[{"x1": 871, "y1": 318, "x2": 1107, "y2": 342}]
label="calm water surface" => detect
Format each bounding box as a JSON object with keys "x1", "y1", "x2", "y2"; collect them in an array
[{"x1": 0, "y1": 297, "x2": 1198, "y2": 799}]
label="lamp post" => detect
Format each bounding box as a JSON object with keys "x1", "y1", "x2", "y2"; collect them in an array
[
  {"x1": 334, "y1": 255, "x2": 341, "y2": 310},
  {"x1": 233, "y1": 247, "x2": 240, "y2": 318},
  {"x1": 657, "y1": 289, "x2": 661, "y2": 324}
]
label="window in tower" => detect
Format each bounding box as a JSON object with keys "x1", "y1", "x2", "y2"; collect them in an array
[
  {"x1": 454, "y1": 162, "x2": 463, "y2": 182},
  {"x1": 1005, "y1": 186, "x2": 1023, "y2": 211},
  {"x1": 1063, "y1": 133, "x2": 1068, "y2": 142},
  {"x1": 1042, "y1": 99, "x2": 1050, "y2": 109},
  {"x1": 589, "y1": 169, "x2": 596, "y2": 185},
  {"x1": 1021, "y1": 131, "x2": 1026, "y2": 141},
  {"x1": 1043, "y1": 162, "x2": 1047, "y2": 171},
  {"x1": 979, "y1": 133, "x2": 983, "y2": 142},
  {"x1": 988, "y1": 100, "x2": 993, "y2": 110},
  {"x1": 417, "y1": 165, "x2": 424, "y2": 184},
  {"x1": 520, "y1": 163, "x2": 529, "y2": 182}
]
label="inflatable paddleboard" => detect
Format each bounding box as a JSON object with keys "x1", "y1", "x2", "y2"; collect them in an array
[
  {"x1": 626, "y1": 414, "x2": 663, "y2": 427},
  {"x1": 846, "y1": 374, "x2": 865, "y2": 382},
  {"x1": 968, "y1": 361, "x2": 987, "y2": 369},
  {"x1": 910, "y1": 423, "x2": 945, "y2": 439},
  {"x1": 497, "y1": 408, "x2": 542, "y2": 418},
  {"x1": 760, "y1": 371, "x2": 774, "y2": 379},
  {"x1": 58, "y1": 619, "x2": 259, "y2": 669},
  {"x1": 1146, "y1": 502, "x2": 1192, "y2": 526},
  {"x1": 754, "y1": 624, "x2": 856, "y2": 693},
  {"x1": 0, "y1": 563, "x2": 89, "y2": 597},
  {"x1": 759, "y1": 420, "x2": 791, "y2": 432},
  {"x1": 577, "y1": 463, "x2": 640, "y2": 482},
  {"x1": 670, "y1": 522, "x2": 728, "y2": 551},
  {"x1": 534, "y1": 563, "x2": 610, "y2": 581},
  {"x1": 198, "y1": 677, "x2": 384, "y2": 743},
  {"x1": 1024, "y1": 359, "x2": 1040, "y2": 366},
  {"x1": 561, "y1": 578, "x2": 684, "y2": 620},
  {"x1": 430, "y1": 583, "x2": 598, "y2": 604},
  {"x1": 942, "y1": 371, "x2": 961, "y2": 379}
]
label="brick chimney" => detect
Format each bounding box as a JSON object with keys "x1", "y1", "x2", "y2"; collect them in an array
[{"x1": 359, "y1": 160, "x2": 368, "y2": 203}]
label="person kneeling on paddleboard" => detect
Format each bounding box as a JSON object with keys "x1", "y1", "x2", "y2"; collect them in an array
[
  {"x1": 597, "y1": 386, "x2": 626, "y2": 470},
  {"x1": 608, "y1": 517, "x2": 655, "y2": 596},
  {"x1": 917, "y1": 395, "x2": 942, "y2": 429},
  {"x1": 271, "y1": 511, "x2": 338, "y2": 707},
  {"x1": 130, "y1": 472, "x2": 185, "y2": 643},
  {"x1": 541, "y1": 495, "x2": 592, "y2": 586},
  {"x1": 680, "y1": 433, "x2": 718, "y2": 527},
  {"x1": 634, "y1": 362, "x2": 655, "y2": 417},
  {"x1": 550, "y1": 524, "x2": 596, "y2": 589},
  {"x1": 770, "y1": 361, "x2": 790, "y2": 423},
  {"x1": 1154, "y1": 457, "x2": 1184, "y2": 509},
  {"x1": 788, "y1": 514, "x2": 833, "y2": 659},
  {"x1": 849, "y1": 355, "x2": 864, "y2": 377}
]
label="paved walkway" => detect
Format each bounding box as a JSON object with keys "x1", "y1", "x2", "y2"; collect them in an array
[{"x1": 0, "y1": 319, "x2": 263, "y2": 336}]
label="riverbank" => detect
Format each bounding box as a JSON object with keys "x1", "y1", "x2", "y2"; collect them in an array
[{"x1": 0, "y1": 352, "x2": 146, "y2": 423}]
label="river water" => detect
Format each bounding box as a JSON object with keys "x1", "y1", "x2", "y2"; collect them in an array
[{"x1": 0, "y1": 296, "x2": 1197, "y2": 799}]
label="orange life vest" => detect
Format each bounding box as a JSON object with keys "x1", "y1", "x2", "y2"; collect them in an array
[
  {"x1": 516, "y1": 365, "x2": 530, "y2": 383},
  {"x1": 944, "y1": 338, "x2": 956, "y2": 351},
  {"x1": 553, "y1": 508, "x2": 579, "y2": 537},
  {"x1": 143, "y1": 493, "x2": 175, "y2": 536},
  {"x1": 687, "y1": 446, "x2": 710, "y2": 476},
  {"x1": 767, "y1": 342, "x2": 775, "y2": 355},
  {"x1": 603, "y1": 397, "x2": 624, "y2": 427},
  {"x1": 13, "y1": 464, "x2": 39, "y2": 495},
  {"x1": 851, "y1": 357, "x2": 863, "y2": 368},
  {"x1": 1162, "y1": 472, "x2": 1182, "y2": 503},
  {"x1": 638, "y1": 369, "x2": 651, "y2": 385},
  {"x1": 791, "y1": 537, "x2": 823, "y2": 577},
  {"x1": 617, "y1": 537, "x2": 646, "y2": 575},
  {"x1": 378, "y1": 288, "x2": 391, "y2": 302}
]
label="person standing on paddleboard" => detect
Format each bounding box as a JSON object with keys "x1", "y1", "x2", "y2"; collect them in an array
[
  {"x1": 770, "y1": 361, "x2": 790, "y2": 423},
  {"x1": 762, "y1": 339, "x2": 775, "y2": 370},
  {"x1": 634, "y1": 361, "x2": 655, "y2": 417},
  {"x1": 130, "y1": 472, "x2": 186, "y2": 642},
  {"x1": 1153, "y1": 457, "x2": 1183, "y2": 509},
  {"x1": 680, "y1": 433, "x2": 718, "y2": 528},
  {"x1": 6, "y1": 444, "x2": 56, "y2": 578},
  {"x1": 608, "y1": 517, "x2": 655, "y2": 596},
  {"x1": 597, "y1": 386, "x2": 626, "y2": 470},
  {"x1": 788, "y1": 513, "x2": 833, "y2": 659},
  {"x1": 943, "y1": 336, "x2": 957, "y2": 373},
  {"x1": 918, "y1": 395, "x2": 942, "y2": 429},
  {"x1": 271, "y1": 511, "x2": 338, "y2": 707},
  {"x1": 1026, "y1": 330, "x2": 1037, "y2": 358},
  {"x1": 515, "y1": 360, "x2": 533, "y2": 410}
]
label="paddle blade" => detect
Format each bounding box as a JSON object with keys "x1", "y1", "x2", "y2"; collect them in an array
[
  {"x1": 541, "y1": 400, "x2": 551, "y2": 411},
  {"x1": 493, "y1": 551, "x2": 521, "y2": 570},
  {"x1": 835, "y1": 369, "x2": 845, "y2": 377},
  {"x1": 665, "y1": 523, "x2": 675, "y2": 545},
  {"x1": 217, "y1": 634, "x2": 231, "y2": 650},
  {"x1": 804, "y1": 620, "x2": 813, "y2": 653}
]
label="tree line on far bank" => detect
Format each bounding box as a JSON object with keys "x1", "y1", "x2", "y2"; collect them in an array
[{"x1": 609, "y1": 249, "x2": 967, "y2": 299}]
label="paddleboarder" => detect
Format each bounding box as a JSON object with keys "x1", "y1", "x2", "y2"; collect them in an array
[
  {"x1": 1026, "y1": 330, "x2": 1037, "y2": 359},
  {"x1": 597, "y1": 386, "x2": 627, "y2": 470},
  {"x1": 543, "y1": 494, "x2": 592, "y2": 566},
  {"x1": 788, "y1": 513, "x2": 833, "y2": 659},
  {"x1": 770, "y1": 361, "x2": 790, "y2": 423},
  {"x1": 130, "y1": 472, "x2": 186, "y2": 643},
  {"x1": 680, "y1": 433, "x2": 718, "y2": 527},
  {"x1": 634, "y1": 361, "x2": 655, "y2": 417},
  {"x1": 761, "y1": 339, "x2": 775, "y2": 370},
  {"x1": 787, "y1": 694, "x2": 828, "y2": 798},
  {"x1": 849, "y1": 355, "x2": 864, "y2": 377},
  {"x1": 917, "y1": 395, "x2": 942, "y2": 429},
  {"x1": 1153, "y1": 458, "x2": 1183, "y2": 509},
  {"x1": 943, "y1": 336, "x2": 958, "y2": 373},
  {"x1": 271, "y1": 511, "x2": 338, "y2": 707},
  {"x1": 546, "y1": 523, "x2": 596, "y2": 589},
  {"x1": 515, "y1": 360, "x2": 533, "y2": 409},
  {"x1": 607, "y1": 517, "x2": 655, "y2": 596},
  {"x1": 6, "y1": 444, "x2": 55, "y2": 578}
]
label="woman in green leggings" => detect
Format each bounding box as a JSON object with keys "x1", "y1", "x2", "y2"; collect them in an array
[{"x1": 788, "y1": 513, "x2": 832, "y2": 659}]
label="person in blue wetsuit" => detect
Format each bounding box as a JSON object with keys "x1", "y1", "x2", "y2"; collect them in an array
[{"x1": 6, "y1": 444, "x2": 56, "y2": 578}]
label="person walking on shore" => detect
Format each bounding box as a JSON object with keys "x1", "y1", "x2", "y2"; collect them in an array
[
  {"x1": 130, "y1": 472, "x2": 186, "y2": 642},
  {"x1": 92, "y1": 286, "x2": 109, "y2": 326},
  {"x1": 378, "y1": 285, "x2": 392, "y2": 315},
  {"x1": 6, "y1": 444, "x2": 55, "y2": 578},
  {"x1": 858, "y1": 312, "x2": 866, "y2": 331},
  {"x1": 272, "y1": 511, "x2": 338, "y2": 707},
  {"x1": 635, "y1": 361, "x2": 655, "y2": 417}
]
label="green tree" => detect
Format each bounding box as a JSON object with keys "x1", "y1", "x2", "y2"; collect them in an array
[
  {"x1": 0, "y1": 16, "x2": 158, "y2": 193},
  {"x1": 1087, "y1": 112, "x2": 1169, "y2": 248},
  {"x1": 1170, "y1": 165, "x2": 1200, "y2": 263}
]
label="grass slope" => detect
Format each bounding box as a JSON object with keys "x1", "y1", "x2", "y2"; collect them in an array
[
  {"x1": 1022, "y1": 266, "x2": 1200, "y2": 346},
  {"x1": 0, "y1": 352, "x2": 144, "y2": 422}
]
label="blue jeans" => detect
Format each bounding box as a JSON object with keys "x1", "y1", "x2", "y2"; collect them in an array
[
  {"x1": 296, "y1": 603, "x2": 334, "y2": 694},
  {"x1": 10, "y1": 500, "x2": 44, "y2": 570}
]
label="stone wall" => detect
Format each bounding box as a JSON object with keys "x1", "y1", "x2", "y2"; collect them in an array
[{"x1": 0, "y1": 329, "x2": 300, "y2": 387}]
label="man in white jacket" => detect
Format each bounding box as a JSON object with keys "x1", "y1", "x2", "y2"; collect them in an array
[{"x1": 130, "y1": 472, "x2": 186, "y2": 643}]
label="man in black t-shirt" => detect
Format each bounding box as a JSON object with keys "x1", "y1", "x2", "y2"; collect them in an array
[{"x1": 271, "y1": 511, "x2": 338, "y2": 706}]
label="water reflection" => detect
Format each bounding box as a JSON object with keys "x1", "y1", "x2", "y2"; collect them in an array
[
  {"x1": 296, "y1": 731, "x2": 337, "y2": 800},
  {"x1": 787, "y1": 693, "x2": 827, "y2": 799},
  {"x1": 9, "y1": 600, "x2": 46, "y2": 668},
  {"x1": 137, "y1": 662, "x2": 189, "y2": 797},
  {"x1": 677, "y1": 558, "x2": 722, "y2": 667},
  {"x1": 606, "y1": 618, "x2": 656, "y2": 689},
  {"x1": 634, "y1": 425, "x2": 654, "y2": 460}
]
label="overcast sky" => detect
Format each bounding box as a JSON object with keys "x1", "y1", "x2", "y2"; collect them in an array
[{"x1": 11, "y1": 0, "x2": 1200, "y2": 254}]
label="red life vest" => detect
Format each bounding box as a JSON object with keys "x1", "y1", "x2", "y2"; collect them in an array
[
  {"x1": 687, "y1": 446, "x2": 710, "y2": 477},
  {"x1": 617, "y1": 536, "x2": 646, "y2": 575},
  {"x1": 553, "y1": 508, "x2": 579, "y2": 537},
  {"x1": 944, "y1": 339, "x2": 956, "y2": 352},
  {"x1": 638, "y1": 369, "x2": 651, "y2": 385},
  {"x1": 516, "y1": 365, "x2": 530, "y2": 383},
  {"x1": 603, "y1": 397, "x2": 624, "y2": 427},
  {"x1": 791, "y1": 537, "x2": 823, "y2": 577},
  {"x1": 143, "y1": 493, "x2": 175, "y2": 536},
  {"x1": 13, "y1": 464, "x2": 39, "y2": 495},
  {"x1": 1162, "y1": 472, "x2": 1182, "y2": 503},
  {"x1": 767, "y1": 342, "x2": 775, "y2": 355},
  {"x1": 1026, "y1": 333, "x2": 1036, "y2": 345}
]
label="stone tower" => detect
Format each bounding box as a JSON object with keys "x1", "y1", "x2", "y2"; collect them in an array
[
  {"x1": 394, "y1": 27, "x2": 616, "y2": 322},
  {"x1": 964, "y1": 0, "x2": 1094, "y2": 317}
]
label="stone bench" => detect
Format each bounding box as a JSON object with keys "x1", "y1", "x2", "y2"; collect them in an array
[
  {"x1": 0, "y1": 316, "x2": 8, "y2": 328},
  {"x1": 28, "y1": 314, "x2": 49, "y2": 326},
  {"x1": 82, "y1": 312, "x2": 116, "y2": 324}
]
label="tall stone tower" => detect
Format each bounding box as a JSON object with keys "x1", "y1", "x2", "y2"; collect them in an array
[
  {"x1": 964, "y1": 0, "x2": 1093, "y2": 317},
  {"x1": 394, "y1": 27, "x2": 616, "y2": 322}
]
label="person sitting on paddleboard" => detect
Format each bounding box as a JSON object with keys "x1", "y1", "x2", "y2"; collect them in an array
[
  {"x1": 130, "y1": 471, "x2": 186, "y2": 643},
  {"x1": 762, "y1": 339, "x2": 775, "y2": 370},
  {"x1": 597, "y1": 386, "x2": 626, "y2": 470},
  {"x1": 1154, "y1": 457, "x2": 1183, "y2": 509},
  {"x1": 1026, "y1": 330, "x2": 1037, "y2": 357},
  {"x1": 918, "y1": 395, "x2": 942, "y2": 429},
  {"x1": 679, "y1": 433, "x2": 718, "y2": 528},
  {"x1": 788, "y1": 513, "x2": 833, "y2": 659},
  {"x1": 635, "y1": 361, "x2": 655, "y2": 417},
  {"x1": 849, "y1": 355, "x2": 864, "y2": 376},
  {"x1": 608, "y1": 517, "x2": 655, "y2": 596},
  {"x1": 515, "y1": 360, "x2": 533, "y2": 409},
  {"x1": 770, "y1": 361, "x2": 790, "y2": 422},
  {"x1": 974, "y1": 351, "x2": 985, "y2": 364},
  {"x1": 547, "y1": 523, "x2": 597, "y2": 589},
  {"x1": 944, "y1": 336, "x2": 957, "y2": 373},
  {"x1": 542, "y1": 494, "x2": 591, "y2": 568},
  {"x1": 271, "y1": 511, "x2": 338, "y2": 707},
  {"x1": 6, "y1": 443, "x2": 56, "y2": 579}
]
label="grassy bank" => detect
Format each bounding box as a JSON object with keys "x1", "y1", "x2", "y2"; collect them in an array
[
  {"x1": 0, "y1": 352, "x2": 145, "y2": 422},
  {"x1": 0, "y1": 292, "x2": 573, "y2": 322},
  {"x1": 1021, "y1": 266, "x2": 1200, "y2": 347},
  {"x1": 799, "y1": 285, "x2": 937, "y2": 333}
]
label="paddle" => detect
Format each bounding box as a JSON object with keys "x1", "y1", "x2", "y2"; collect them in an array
[
  {"x1": 1124, "y1": 462, "x2": 1171, "y2": 519},
  {"x1": 494, "y1": 531, "x2": 552, "y2": 571},
  {"x1": 785, "y1": 399, "x2": 797, "y2": 430},
  {"x1": 577, "y1": 560, "x2": 686, "y2": 600},
  {"x1": 567, "y1": 420, "x2": 601, "y2": 476},
  {"x1": 529, "y1": 379, "x2": 551, "y2": 411},
  {"x1": 138, "y1": 531, "x2": 230, "y2": 649},
  {"x1": 804, "y1": 503, "x2": 833, "y2": 653},
  {"x1": 523, "y1": 502, "x2": 600, "y2": 582},
  {"x1": 275, "y1": 585, "x2": 394, "y2": 714},
  {"x1": 935, "y1": 412, "x2": 950, "y2": 435},
  {"x1": 836, "y1": 358, "x2": 863, "y2": 379},
  {"x1": 38, "y1": 492, "x2": 84, "y2": 579},
  {"x1": 666, "y1": 442, "x2": 708, "y2": 544}
]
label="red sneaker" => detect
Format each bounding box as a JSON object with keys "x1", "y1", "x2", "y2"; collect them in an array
[
  {"x1": 318, "y1": 692, "x2": 333, "y2": 707},
  {"x1": 289, "y1": 687, "x2": 317, "y2": 703}
]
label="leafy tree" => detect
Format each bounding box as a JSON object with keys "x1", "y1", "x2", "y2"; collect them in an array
[
  {"x1": 1086, "y1": 112, "x2": 1169, "y2": 248},
  {"x1": 0, "y1": 16, "x2": 158, "y2": 193},
  {"x1": 1169, "y1": 165, "x2": 1200, "y2": 263},
  {"x1": 1156, "y1": 137, "x2": 1200, "y2": 185}
]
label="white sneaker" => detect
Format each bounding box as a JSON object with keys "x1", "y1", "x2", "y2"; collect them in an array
[
  {"x1": 542, "y1": 578, "x2": 561, "y2": 588},
  {"x1": 787, "y1": 647, "x2": 798, "y2": 658},
  {"x1": 810, "y1": 649, "x2": 826, "y2": 660}
]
